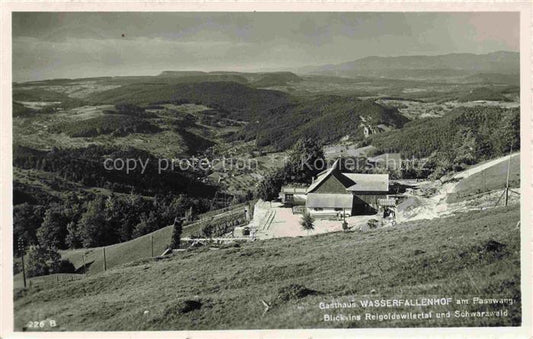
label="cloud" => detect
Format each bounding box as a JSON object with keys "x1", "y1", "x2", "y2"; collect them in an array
[
  {"x1": 467, "y1": 12, "x2": 520, "y2": 50},
  {"x1": 12, "y1": 12, "x2": 520, "y2": 82}
]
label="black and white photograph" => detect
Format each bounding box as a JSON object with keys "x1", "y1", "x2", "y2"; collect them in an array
[{"x1": 2, "y1": 6, "x2": 531, "y2": 337}]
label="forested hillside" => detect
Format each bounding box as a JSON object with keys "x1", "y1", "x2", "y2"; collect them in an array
[
  {"x1": 369, "y1": 106, "x2": 519, "y2": 176},
  {"x1": 13, "y1": 145, "x2": 215, "y2": 197},
  {"x1": 87, "y1": 81, "x2": 293, "y2": 121},
  {"x1": 242, "y1": 96, "x2": 408, "y2": 150}
]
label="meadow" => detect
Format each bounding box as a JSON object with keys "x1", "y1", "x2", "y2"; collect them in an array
[{"x1": 14, "y1": 204, "x2": 520, "y2": 330}]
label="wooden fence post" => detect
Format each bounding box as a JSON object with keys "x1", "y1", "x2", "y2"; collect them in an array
[
  {"x1": 103, "y1": 247, "x2": 107, "y2": 272},
  {"x1": 83, "y1": 253, "x2": 87, "y2": 276}
]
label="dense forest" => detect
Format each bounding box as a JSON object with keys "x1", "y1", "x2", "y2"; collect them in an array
[{"x1": 13, "y1": 192, "x2": 212, "y2": 254}]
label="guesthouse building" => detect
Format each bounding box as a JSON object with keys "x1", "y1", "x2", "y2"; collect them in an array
[{"x1": 305, "y1": 159, "x2": 389, "y2": 218}]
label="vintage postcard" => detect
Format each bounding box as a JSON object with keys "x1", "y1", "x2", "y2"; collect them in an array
[{"x1": 0, "y1": 2, "x2": 531, "y2": 339}]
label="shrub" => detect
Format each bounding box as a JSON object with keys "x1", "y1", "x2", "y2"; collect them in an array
[
  {"x1": 51, "y1": 259, "x2": 76, "y2": 274},
  {"x1": 25, "y1": 246, "x2": 49, "y2": 277},
  {"x1": 13, "y1": 261, "x2": 23, "y2": 275},
  {"x1": 300, "y1": 213, "x2": 315, "y2": 233}
]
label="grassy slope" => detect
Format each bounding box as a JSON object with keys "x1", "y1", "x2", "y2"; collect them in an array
[
  {"x1": 70, "y1": 205, "x2": 247, "y2": 275},
  {"x1": 13, "y1": 225, "x2": 175, "y2": 289},
  {"x1": 14, "y1": 205, "x2": 520, "y2": 330},
  {"x1": 447, "y1": 154, "x2": 520, "y2": 203},
  {"x1": 30, "y1": 205, "x2": 247, "y2": 280},
  {"x1": 12, "y1": 204, "x2": 249, "y2": 291}
]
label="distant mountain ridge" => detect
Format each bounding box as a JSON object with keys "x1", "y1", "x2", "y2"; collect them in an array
[
  {"x1": 299, "y1": 51, "x2": 519, "y2": 81},
  {"x1": 157, "y1": 71, "x2": 301, "y2": 87}
]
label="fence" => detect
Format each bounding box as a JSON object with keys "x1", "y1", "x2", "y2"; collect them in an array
[
  {"x1": 14, "y1": 201, "x2": 257, "y2": 290},
  {"x1": 65, "y1": 202, "x2": 253, "y2": 275}
]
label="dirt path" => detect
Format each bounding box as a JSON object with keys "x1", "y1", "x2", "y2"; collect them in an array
[{"x1": 397, "y1": 153, "x2": 520, "y2": 222}]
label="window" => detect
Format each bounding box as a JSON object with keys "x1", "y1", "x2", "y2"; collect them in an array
[
  {"x1": 314, "y1": 208, "x2": 323, "y2": 211},
  {"x1": 285, "y1": 194, "x2": 294, "y2": 201}
]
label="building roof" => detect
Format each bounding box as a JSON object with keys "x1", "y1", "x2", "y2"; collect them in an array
[
  {"x1": 344, "y1": 173, "x2": 389, "y2": 192},
  {"x1": 281, "y1": 186, "x2": 308, "y2": 194},
  {"x1": 307, "y1": 159, "x2": 341, "y2": 193},
  {"x1": 306, "y1": 159, "x2": 389, "y2": 193},
  {"x1": 378, "y1": 198, "x2": 396, "y2": 207},
  {"x1": 306, "y1": 193, "x2": 353, "y2": 209}
]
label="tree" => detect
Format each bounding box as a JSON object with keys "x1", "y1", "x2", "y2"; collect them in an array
[
  {"x1": 287, "y1": 138, "x2": 325, "y2": 184},
  {"x1": 25, "y1": 245, "x2": 49, "y2": 277},
  {"x1": 13, "y1": 203, "x2": 43, "y2": 255},
  {"x1": 46, "y1": 247, "x2": 63, "y2": 273},
  {"x1": 257, "y1": 169, "x2": 285, "y2": 201},
  {"x1": 25, "y1": 245, "x2": 74, "y2": 277},
  {"x1": 257, "y1": 138, "x2": 325, "y2": 201},
  {"x1": 115, "y1": 194, "x2": 146, "y2": 242},
  {"x1": 132, "y1": 211, "x2": 159, "y2": 238},
  {"x1": 300, "y1": 212, "x2": 315, "y2": 235},
  {"x1": 37, "y1": 205, "x2": 69, "y2": 250},
  {"x1": 170, "y1": 218, "x2": 183, "y2": 249},
  {"x1": 494, "y1": 111, "x2": 520, "y2": 154},
  {"x1": 50, "y1": 258, "x2": 76, "y2": 274},
  {"x1": 200, "y1": 222, "x2": 214, "y2": 238},
  {"x1": 453, "y1": 128, "x2": 477, "y2": 170},
  {"x1": 78, "y1": 198, "x2": 108, "y2": 247},
  {"x1": 65, "y1": 221, "x2": 83, "y2": 248}
]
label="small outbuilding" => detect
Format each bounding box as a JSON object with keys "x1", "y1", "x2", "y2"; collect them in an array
[{"x1": 279, "y1": 186, "x2": 308, "y2": 206}]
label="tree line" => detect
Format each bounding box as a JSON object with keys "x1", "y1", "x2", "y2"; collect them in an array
[{"x1": 14, "y1": 192, "x2": 212, "y2": 253}]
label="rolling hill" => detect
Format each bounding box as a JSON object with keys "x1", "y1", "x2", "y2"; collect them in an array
[
  {"x1": 250, "y1": 72, "x2": 302, "y2": 87},
  {"x1": 244, "y1": 95, "x2": 408, "y2": 150},
  {"x1": 464, "y1": 73, "x2": 520, "y2": 86},
  {"x1": 369, "y1": 106, "x2": 520, "y2": 159},
  {"x1": 157, "y1": 71, "x2": 302, "y2": 88},
  {"x1": 85, "y1": 80, "x2": 412, "y2": 151},
  {"x1": 87, "y1": 81, "x2": 293, "y2": 122},
  {"x1": 458, "y1": 86, "x2": 512, "y2": 102}
]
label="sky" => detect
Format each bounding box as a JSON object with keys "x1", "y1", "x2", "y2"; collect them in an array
[{"x1": 12, "y1": 12, "x2": 520, "y2": 82}]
